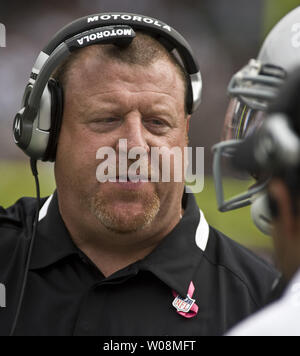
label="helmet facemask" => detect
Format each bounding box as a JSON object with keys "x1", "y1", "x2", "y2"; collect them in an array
[{"x1": 212, "y1": 59, "x2": 285, "y2": 213}]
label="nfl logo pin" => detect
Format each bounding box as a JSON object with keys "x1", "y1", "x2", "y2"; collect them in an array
[
  {"x1": 172, "y1": 294, "x2": 195, "y2": 313},
  {"x1": 172, "y1": 281, "x2": 198, "y2": 318}
]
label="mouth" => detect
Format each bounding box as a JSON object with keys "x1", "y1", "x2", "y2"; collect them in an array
[
  {"x1": 115, "y1": 174, "x2": 149, "y2": 182},
  {"x1": 115, "y1": 181, "x2": 145, "y2": 190},
  {"x1": 109, "y1": 175, "x2": 151, "y2": 190}
]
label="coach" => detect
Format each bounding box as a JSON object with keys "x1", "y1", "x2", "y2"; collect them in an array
[{"x1": 0, "y1": 13, "x2": 277, "y2": 336}]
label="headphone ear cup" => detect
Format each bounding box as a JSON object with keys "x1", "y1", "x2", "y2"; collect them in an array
[{"x1": 42, "y1": 78, "x2": 64, "y2": 162}]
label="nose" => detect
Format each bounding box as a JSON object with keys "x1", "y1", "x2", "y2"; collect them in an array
[{"x1": 116, "y1": 112, "x2": 150, "y2": 153}]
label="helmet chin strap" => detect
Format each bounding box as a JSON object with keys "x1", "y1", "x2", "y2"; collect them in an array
[{"x1": 250, "y1": 193, "x2": 273, "y2": 236}]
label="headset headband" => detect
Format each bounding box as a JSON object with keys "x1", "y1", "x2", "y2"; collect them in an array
[
  {"x1": 31, "y1": 13, "x2": 201, "y2": 108},
  {"x1": 43, "y1": 13, "x2": 199, "y2": 71}
]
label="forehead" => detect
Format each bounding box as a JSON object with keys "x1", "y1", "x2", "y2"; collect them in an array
[{"x1": 63, "y1": 46, "x2": 186, "y2": 100}]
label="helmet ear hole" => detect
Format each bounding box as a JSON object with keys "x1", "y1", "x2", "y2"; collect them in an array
[
  {"x1": 42, "y1": 79, "x2": 64, "y2": 162},
  {"x1": 251, "y1": 193, "x2": 273, "y2": 235}
]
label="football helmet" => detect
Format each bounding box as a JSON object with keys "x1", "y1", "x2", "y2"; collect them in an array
[{"x1": 212, "y1": 6, "x2": 300, "y2": 234}]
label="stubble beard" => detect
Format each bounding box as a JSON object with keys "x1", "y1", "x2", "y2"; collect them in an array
[{"x1": 89, "y1": 188, "x2": 160, "y2": 234}]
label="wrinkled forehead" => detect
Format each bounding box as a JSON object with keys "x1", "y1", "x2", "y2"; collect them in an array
[{"x1": 64, "y1": 46, "x2": 186, "y2": 99}]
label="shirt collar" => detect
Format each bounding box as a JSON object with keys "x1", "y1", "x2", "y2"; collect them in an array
[
  {"x1": 139, "y1": 190, "x2": 209, "y2": 297},
  {"x1": 29, "y1": 191, "x2": 79, "y2": 270},
  {"x1": 29, "y1": 189, "x2": 210, "y2": 298}
]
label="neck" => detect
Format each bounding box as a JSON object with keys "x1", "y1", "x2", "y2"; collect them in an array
[
  {"x1": 74, "y1": 238, "x2": 161, "y2": 277},
  {"x1": 58, "y1": 196, "x2": 182, "y2": 277}
]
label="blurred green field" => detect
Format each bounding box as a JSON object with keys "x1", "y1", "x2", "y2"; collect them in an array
[
  {"x1": 0, "y1": 160, "x2": 272, "y2": 250},
  {"x1": 193, "y1": 179, "x2": 272, "y2": 250}
]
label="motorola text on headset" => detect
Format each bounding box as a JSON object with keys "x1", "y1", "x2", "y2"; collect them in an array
[{"x1": 9, "y1": 12, "x2": 202, "y2": 335}]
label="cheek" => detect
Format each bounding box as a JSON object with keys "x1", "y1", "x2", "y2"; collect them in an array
[
  {"x1": 56, "y1": 123, "x2": 103, "y2": 183},
  {"x1": 153, "y1": 125, "x2": 188, "y2": 148},
  {"x1": 149, "y1": 127, "x2": 188, "y2": 179},
  {"x1": 169, "y1": 128, "x2": 189, "y2": 166}
]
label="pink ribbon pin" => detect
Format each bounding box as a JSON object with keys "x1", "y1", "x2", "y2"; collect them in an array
[{"x1": 172, "y1": 281, "x2": 199, "y2": 318}]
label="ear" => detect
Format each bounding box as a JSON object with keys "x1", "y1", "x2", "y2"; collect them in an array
[
  {"x1": 184, "y1": 115, "x2": 192, "y2": 169},
  {"x1": 268, "y1": 179, "x2": 298, "y2": 240}
]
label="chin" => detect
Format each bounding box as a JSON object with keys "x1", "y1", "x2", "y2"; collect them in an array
[{"x1": 89, "y1": 190, "x2": 160, "y2": 234}]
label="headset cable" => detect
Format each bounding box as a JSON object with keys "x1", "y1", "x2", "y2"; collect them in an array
[{"x1": 9, "y1": 158, "x2": 40, "y2": 336}]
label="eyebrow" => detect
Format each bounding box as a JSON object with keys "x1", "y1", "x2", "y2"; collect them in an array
[{"x1": 77, "y1": 93, "x2": 180, "y2": 121}]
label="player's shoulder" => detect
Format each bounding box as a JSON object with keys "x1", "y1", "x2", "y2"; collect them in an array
[
  {"x1": 228, "y1": 271, "x2": 300, "y2": 336},
  {"x1": 226, "y1": 294, "x2": 296, "y2": 336},
  {"x1": 204, "y1": 226, "x2": 279, "y2": 304}
]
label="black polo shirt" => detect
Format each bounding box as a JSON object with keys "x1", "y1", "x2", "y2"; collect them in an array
[{"x1": 0, "y1": 190, "x2": 278, "y2": 336}]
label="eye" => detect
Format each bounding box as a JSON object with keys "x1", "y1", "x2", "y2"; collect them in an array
[
  {"x1": 143, "y1": 117, "x2": 172, "y2": 135},
  {"x1": 89, "y1": 117, "x2": 122, "y2": 126},
  {"x1": 150, "y1": 119, "x2": 164, "y2": 126},
  {"x1": 99, "y1": 117, "x2": 121, "y2": 124},
  {"x1": 144, "y1": 117, "x2": 173, "y2": 135},
  {"x1": 87, "y1": 117, "x2": 122, "y2": 132},
  {"x1": 144, "y1": 118, "x2": 169, "y2": 127}
]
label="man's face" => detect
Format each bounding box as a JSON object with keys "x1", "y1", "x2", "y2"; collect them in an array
[{"x1": 55, "y1": 46, "x2": 189, "y2": 235}]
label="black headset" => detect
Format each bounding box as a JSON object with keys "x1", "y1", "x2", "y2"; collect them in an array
[{"x1": 13, "y1": 12, "x2": 202, "y2": 162}]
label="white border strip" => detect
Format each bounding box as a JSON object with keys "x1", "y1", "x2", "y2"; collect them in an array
[
  {"x1": 195, "y1": 209, "x2": 210, "y2": 251},
  {"x1": 38, "y1": 194, "x2": 53, "y2": 222}
]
